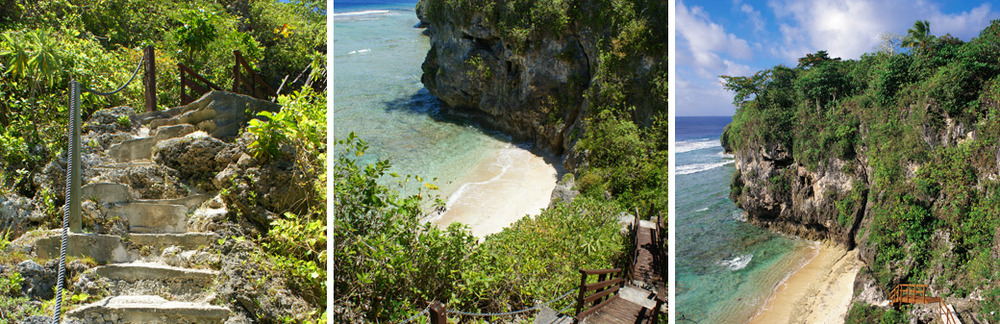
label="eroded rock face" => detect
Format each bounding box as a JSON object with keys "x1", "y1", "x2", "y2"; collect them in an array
[
  {"x1": 215, "y1": 240, "x2": 314, "y2": 322},
  {"x1": 0, "y1": 195, "x2": 43, "y2": 237},
  {"x1": 729, "y1": 145, "x2": 865, "y2": 248},
  {"x1": 419, "y1": 3, "x2": 598, "y2": 158}
]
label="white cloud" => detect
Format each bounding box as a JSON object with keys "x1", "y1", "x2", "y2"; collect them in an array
[
  {"x1": 767, "y1": 0, "x2": 1000, "y2": 61},
  {"x1": 678, "y1": 0, "x2": 754, "y2": 78},
  {"x1": 739, "y1": 2, "x2": 766, "y2": 33},
  {"x1": 929, "y1": 3, "x2": 994, "y2": 39}
]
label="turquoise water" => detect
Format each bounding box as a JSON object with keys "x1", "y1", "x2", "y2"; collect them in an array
[
  {"x1": 675, "y1": 117, "x2": 809, "y2": 323},
  {"x1": 333, "y1": 5, "x2": 510, "y2": 197}
]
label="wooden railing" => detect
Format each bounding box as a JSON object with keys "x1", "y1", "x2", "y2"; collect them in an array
[
  {"x1": 232, "y1": 50, "x2": 276, "y2": 100},
  {"x1": 938, "y1": 301, "x2": 958, "y2": 324},
  {"x1": 573, "y1": 268, "x2": 623, "y2": 323},
  {"x1": 626, "y1": 210, "x2": 641, "y2": 283},
  {"x1": 178, "y1": 63, "x2": 223, "y2": 105},
  {"x1": 890, "y1": 284, "x2": 930, "y2": 305}
]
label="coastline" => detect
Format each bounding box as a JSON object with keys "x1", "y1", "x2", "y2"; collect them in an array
[
  {"x1": 428, "y1": 144, "x2": 560, "y2": 238},
  {"x1": 748, "y1": 242, "x2": 861, "y2": 324}
]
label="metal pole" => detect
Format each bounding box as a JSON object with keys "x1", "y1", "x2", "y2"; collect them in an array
[{"x1": 70, "y1": 80, "x2": 82, "y2": 233}]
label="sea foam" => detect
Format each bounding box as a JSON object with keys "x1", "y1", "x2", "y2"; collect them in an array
[
  {"x1": 677, "y1": 160, "x2": 735, "y2": 175},
  {"x1": 333, "y1": 10, "x2": 391, "y2": 17},
  {"x1": 720, "y1": 254, "x2": 753, "y2": 271},
  {"x1": 676, "y1": 139, "x2": 721, "y2": 153}
]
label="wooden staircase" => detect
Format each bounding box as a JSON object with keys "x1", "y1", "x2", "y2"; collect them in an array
[
  {"x1": 565, "y1": 214, "x2": 665, "y2": 323},
  {"x1": 889, "y1": 284, "x2": 960, "y2": 324}
]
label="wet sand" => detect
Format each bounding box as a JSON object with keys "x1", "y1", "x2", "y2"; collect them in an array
[
  {"x1": 429, "y1": 144, "x2": 559, "y2": 238},
  {"x1": 749, "y1": 242, "x2": 861, "y2": 324}
]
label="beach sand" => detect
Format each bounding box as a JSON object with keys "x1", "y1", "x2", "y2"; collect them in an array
[
  {"x1": 749, "y1": 242, "x2": 862, "y2": 324},
  {"x1": 430, "y1": 144, "x2": 559, "y2": 238}
]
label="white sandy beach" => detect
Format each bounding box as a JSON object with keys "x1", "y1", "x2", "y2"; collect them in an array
[
  {"x1": 429, "y1": 144, "x2": 559, "y2": 238},
  {"x1": 749, "y1": 242, "x2": 862, "y2": 324}
]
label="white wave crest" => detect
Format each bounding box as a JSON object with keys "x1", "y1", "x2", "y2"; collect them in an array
[
  {"x1": 347, "y1": 49, "x2": 371, "y2": 55},
  {"x1": 677, "y1": 160, "x2": 735, "y2": 175},
  {"x1": 333, "y1": 10, "x2": 391, "y2": 17},
  {"x1": 720, "y1": 254, "x2": 753, "y2": 271},
  {"x1": 694, "y1": 207, "x2": 708, "y2": 212},
  {"x1": 676, "y1": 139, "x2": 720, "y2": 153}
]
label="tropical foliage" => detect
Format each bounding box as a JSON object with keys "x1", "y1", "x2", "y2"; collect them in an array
[{"x1": 333, "y1": 135, "x2": 626, "y2": 322}]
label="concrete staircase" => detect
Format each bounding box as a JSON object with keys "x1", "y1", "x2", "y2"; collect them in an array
[{"x1": 35, "y1": 120, "x2": 231, "y2": 323}]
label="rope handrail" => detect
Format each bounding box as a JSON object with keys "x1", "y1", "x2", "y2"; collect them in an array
[
  {"x1": 82, "y1": 53, "x2": 144, "y2": 96},
  {"x1": 446, "y1": 288, "x2": 576, "y2": 317},
  {"x1": 398, "y1": 307, "x2": 430, "y2": 324},
  {"x1": 53, "y1": 50, "x2": 143, "y2": 324},
  {"x1": 52, "y1": 81, "x2": 81, "y2": 324}
]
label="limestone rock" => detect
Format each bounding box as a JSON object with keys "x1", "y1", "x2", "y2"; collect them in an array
[
  {"x1": 16, "y1": 260, "x2": 56, "y2": 300},
  {"x1": 84, "y1": 106, "x2": 136, "y2": 134},
  {"x1": 152, "y1": 132, "x2": 232, "y2": 182},
  {"x1": 140, "y1": 91, "x2": 280, "y2": 141},
  {"x1": 548, "y1": 174, "x2": 579, "y2": 208}
]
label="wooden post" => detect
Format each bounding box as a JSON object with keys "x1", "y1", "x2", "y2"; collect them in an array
[
  {"x1": 232, "y1": 50, "x2": 240, "y2": 94},
  {"x1": 179, "y1": 63, "x2": 188, "y2": 105},
  {"x1": 573, "y1": 271, "x2": 586, "y2": 324},
  {"x1": 143, "y1": 45, "x2": 157, "y2": 112},
  {"x1": 429, "y1": 301, "x2": 447, "y2": 324}
]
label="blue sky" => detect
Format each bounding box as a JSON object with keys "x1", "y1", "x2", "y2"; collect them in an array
[{"x1": 678, "y1": 0, "x2": 1000, "y2": 116}]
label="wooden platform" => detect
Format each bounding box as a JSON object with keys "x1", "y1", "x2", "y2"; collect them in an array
[{"x1": 586, "y1": 296, "x2": 654, "y2": 324}]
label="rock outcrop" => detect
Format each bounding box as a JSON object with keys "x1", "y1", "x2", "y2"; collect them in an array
[
  {"x1": 417, "y1": 1, "x2": 667, "y2": 169},
  {"x1": 726, "y1": 141, "x2": 866, "y2": 249}
]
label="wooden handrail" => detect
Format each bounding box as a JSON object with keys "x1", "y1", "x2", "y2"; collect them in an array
[
  {"x1": 583, "y1": 285, "x2": 620, "y2": 304},
  {"x1": 574, "y1": 268, "x2": 625, "y2": 323},
  {"x1": 233, "y1": 50, "x2": 276, "y2": 100},
  {"x1": 583, "y1": 278, "x2": 623, "y2": 291},
  {"x1": 178, "y1": 63, "x2": 222, "y2": 105},
  {"x1": 579, "y1": 268, "x2": 621, "y2": 275},
  {"x1": 938, "y1": 301, "x2": 958, "y2": 324}
]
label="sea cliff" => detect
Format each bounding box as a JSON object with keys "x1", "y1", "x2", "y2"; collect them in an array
[
  {"x1": 722, "y1": 22, "x2": 1000, "y2": 322},
  {"x1": 416, "y1": 0, "x2": 668, "y2": 171}
]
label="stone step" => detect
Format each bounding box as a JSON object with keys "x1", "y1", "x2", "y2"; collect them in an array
[
  {"x1": 82, "y1": 183, "x2": 134, "y2": 204},
  {"x1": 91, "y1": 161, "x2": 157, "y2": 171},
  {"x1": 108, "y1": 137, "x2": 159, "y2": 162},
  {"x1": 82, "y1": 182, "x2": 209, "y2": 209},
  {"x1": 67, "y1": 295, "x2": 230, "y2": 324},
  {"x1": 127, "y1": 233, "x2": 215, "y2": 251},
  {"x1": 108, "y1": 203, "x2": 189, "y2": 233},
  {"x1": 91, "y1": 262, "x2": 218, "y2": 300},
  {"x1": 95, "y1": 262, "x2": 218, "y2": 282},
  {"x1": 136, "y1": 194, "x2": 210, "y2": 209},
  {"x1": 35, "y1": 233, "x2": 217, "y2": 264},
  {"x1": 617, "y1": 285, "x2": 658, "y2": 310},
  {"x1": 35, "y1": 233, "x2": 131, "y2": 264},
  {"x1": 106, "y1": 125, "x2": 196, "y2": 163}
]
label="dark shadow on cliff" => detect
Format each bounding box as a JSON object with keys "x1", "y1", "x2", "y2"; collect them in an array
[{"x1": 382, "y1": 88, "x2": 568, "y2": 178}]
